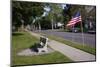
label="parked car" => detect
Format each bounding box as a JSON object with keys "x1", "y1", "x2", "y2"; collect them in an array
[
  {"x1": 87, "y1": 30, "x2": 96, "y2": 34},
  {"x1": 71, "y1": 28, "x2": 80, "y2": 33}
]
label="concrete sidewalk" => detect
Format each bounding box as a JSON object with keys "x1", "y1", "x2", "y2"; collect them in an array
[
  {"x1": 48, "y1": 40, "x2": 95, "y2": 62},
  {"x1": 28, "y1": 30, "x2": 95, "y2": 62}
]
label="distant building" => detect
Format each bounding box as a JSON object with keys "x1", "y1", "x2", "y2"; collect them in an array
[{"x1": 57, "y1": 22, "x2": 64, "y2": 29}]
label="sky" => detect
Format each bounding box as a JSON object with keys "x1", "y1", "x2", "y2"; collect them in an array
[{"x1": 42, "y1": 4, "x2": 66, "y2": 17}]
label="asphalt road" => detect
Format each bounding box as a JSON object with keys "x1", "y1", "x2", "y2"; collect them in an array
[{"x1": 35, "y1": 30, "x2": 96, "y2": 48}]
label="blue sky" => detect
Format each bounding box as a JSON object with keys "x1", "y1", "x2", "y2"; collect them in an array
[{"x1": 42, "y1": 4, "x2": 66, "y2": 17}]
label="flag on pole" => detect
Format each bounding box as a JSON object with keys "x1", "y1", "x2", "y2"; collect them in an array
[{"x1": 66, "y1": 11, "x2": 82, "y2": 26}]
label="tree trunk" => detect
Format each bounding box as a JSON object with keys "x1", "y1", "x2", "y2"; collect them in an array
[
  {"x1": 51, "y1": 19, "x2": 54, "y2": 30},
  {"x1": 38, "y1": 22, "x2": 41, "y2": 31}
]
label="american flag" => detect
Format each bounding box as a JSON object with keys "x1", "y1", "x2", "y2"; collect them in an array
[{"x1": 66, "y1": 11, "x2": 82, "y2": 26}]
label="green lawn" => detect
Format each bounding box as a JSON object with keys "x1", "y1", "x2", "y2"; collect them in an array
[
  {"x1": 12, "y1": 32, "x2": 72, "y2": 66},
  {"x1": 39, "y1": 33, "x2": 96, "y2": 55}
]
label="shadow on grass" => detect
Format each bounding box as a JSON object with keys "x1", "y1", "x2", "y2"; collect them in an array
[{"x1": 12, "y1": 32, "x2": 24, "y2": 36}]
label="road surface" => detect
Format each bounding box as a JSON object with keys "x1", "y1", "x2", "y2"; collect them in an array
[{"x1": 34, "y1": 30, "x2": 96, "y2": 48}]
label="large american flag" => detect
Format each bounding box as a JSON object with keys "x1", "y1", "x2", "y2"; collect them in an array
[{"x1": 66, "y1": 11, "x2": 82, "y2": 26}]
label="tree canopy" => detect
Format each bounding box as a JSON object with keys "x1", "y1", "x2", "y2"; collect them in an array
[
  {"x1": 12, "y1": 1, "x2": 44, "y2": 28},
  {"x1": 12, "y1": 1, "x2": 96, "y2": 31}
]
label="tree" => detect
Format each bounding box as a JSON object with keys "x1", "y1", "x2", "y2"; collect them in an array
[
  {"x1": 12, "y1": 1, "x2": 44, "y2": 31},
  {"x1": 45, "y1": 3, "x2": 63, "y2": 30}
]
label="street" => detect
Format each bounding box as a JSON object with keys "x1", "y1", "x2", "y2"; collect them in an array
[{"x1": 35, "y1": 30, "x2": 96, "y2": 48}]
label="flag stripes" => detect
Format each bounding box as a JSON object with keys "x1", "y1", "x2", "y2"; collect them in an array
[{"x1": 66, "y1": 12, "x2": 82, "y2": 26}]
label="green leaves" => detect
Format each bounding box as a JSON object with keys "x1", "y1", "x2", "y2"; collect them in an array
[{"x1": 12, "y1": 1, "x2": 44, "y2": 28}]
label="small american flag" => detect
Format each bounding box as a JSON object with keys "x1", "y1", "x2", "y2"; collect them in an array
[{"x1": 66, "y1": 11, "x2": 82, "y2": 26}]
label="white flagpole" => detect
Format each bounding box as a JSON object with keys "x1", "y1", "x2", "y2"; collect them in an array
[
  {"x1": 80, "y1": 19, "x2": 85, "y2": 47},
  {"x1": 71, "y1": 24, "x2": 75, "y2": 42},
  {"x1": 71, "y1": 16, "x2": 75, "y2": 42}
]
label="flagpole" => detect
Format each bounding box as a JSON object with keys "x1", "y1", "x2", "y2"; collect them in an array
[
  {"x1": 71, "y1": 16, "x2": 74, "y2": 42},
  {"x1": 80, "y1": 20, "x2": 85, "y2": 47},
  {"x1": 66, "y1": 11, "x2": 85, "y2": 47},
  {"x1": 72, "y1": 24, "x2": 75, "y2": 42}
]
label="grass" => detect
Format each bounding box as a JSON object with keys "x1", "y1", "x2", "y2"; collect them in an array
[
  {"x1": 39, "y1": 33, "x2": 96, "y2": 55},
  {"x1": 12, "y1": 32, "x2": 73, "y2": 66},
  {"x1": 57, "y1": 29, "x2": 70, "y2": 32}
]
